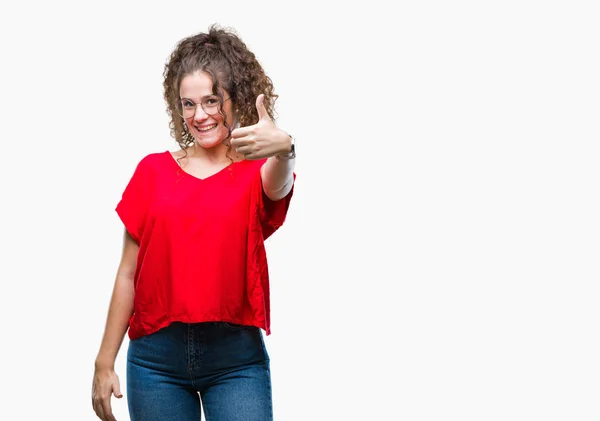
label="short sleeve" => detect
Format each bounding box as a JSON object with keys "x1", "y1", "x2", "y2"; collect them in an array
[
  {"x1": 115, "y1": 156, "x2": 153, "y2": 244},
  {"x1": 254, "y1": 166, "x2": 296, "y2": 240}
]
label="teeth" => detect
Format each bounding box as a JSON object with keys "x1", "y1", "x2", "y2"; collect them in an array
[{"x1": 197, "y1": 124, "x2": 217, "y2": 132}]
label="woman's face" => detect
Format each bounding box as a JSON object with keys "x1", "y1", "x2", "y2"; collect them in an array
[{"x1": 179, "y1": 70, "x2": 235, "y2": 150}]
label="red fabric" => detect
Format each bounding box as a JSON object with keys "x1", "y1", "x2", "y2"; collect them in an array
[{"x1": 115, "y1": 151, "x2": 295, "y2": 340}]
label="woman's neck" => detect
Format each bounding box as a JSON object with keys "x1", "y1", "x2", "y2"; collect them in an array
[{"x1": 186, "y1": 142, "x2": 244, "y2": 163}]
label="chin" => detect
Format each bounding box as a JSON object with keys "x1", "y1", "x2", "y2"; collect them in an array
[{"x1": 195, "y1": 138, "x2": 223, "y2": 149}]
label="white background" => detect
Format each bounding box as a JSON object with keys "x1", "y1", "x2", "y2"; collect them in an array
[{"x1": 1, "y1": 0, "x2": 598, "y2": 420}]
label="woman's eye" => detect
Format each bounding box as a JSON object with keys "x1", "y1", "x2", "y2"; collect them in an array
[
  {"x1": 205, "y1": 98, "x2": 218, "y2": 105},
  {"x1": 182, "y1": 101, "x2": 194, "y2": 107}
]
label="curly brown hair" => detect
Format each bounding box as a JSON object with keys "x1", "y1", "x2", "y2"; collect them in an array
[{"x1": 162, "y1": 24, "x2": 279, "y2": 163}]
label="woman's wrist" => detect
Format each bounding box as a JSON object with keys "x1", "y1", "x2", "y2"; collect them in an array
[
  {"x1": 95, "y1": 358, "x2": 115, "y2": 370},
  {"x1": 275, "y1": 133, "x2": 295, "y2": 160}
]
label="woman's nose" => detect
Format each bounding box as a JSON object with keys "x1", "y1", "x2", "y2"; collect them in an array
[{"x1": 193, "y1": 105, "x2": 209, "y2": 121}]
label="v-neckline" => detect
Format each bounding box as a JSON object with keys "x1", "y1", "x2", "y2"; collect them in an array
[{"x1": 165, "y1": 150, "x2": 240, "y2": 181}]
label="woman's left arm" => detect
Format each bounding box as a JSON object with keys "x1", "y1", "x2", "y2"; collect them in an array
[
  {"x1": 261, "y1": 140, "x2": 295, "y2": 201},
  {"x1": 230, "y1": 94, "x2": 296, "y2": 201}
]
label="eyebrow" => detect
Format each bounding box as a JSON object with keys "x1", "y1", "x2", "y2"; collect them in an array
[{"x1": 179, "y1": 94, "x2": 217, "y2": 102}]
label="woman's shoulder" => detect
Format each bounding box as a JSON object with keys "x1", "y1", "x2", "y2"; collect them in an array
[
  {"x1": 166, "y1": 149, "x2": 185, "y2": 160},
  {"x1": 135, "y1": 149, "x2": 171, "y2": 166},
  {"x1": 122, "y1": 150, "x2": 171, "y2": 179}
]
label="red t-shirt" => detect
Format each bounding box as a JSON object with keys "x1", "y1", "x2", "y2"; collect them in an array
[{"x1": 115, "y1": 150, "x2": 295, "y2": 340}]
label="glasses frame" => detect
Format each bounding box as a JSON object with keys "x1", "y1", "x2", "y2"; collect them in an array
[{"x1": 177, "y1": 95, "x2": 231, "y2": 118}]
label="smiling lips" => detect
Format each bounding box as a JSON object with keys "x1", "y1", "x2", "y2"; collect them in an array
[{"x1": 196, "y1": 123, "x2": 218, "y2": 132}]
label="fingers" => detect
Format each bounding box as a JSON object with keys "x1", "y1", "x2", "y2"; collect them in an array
[
  {"x1": 230, "y1": 135, "x2": 253, "y2": 156},
  {"x1": 232, "y1": 142, "x2": 262, "y2": 159},
  {"x1": 231, "y1": 118, "x2": 270, "y2": 139},
  {"x1": 92, "y1": 396, "x2": 104, "y2": 419},
  {"x1": 92, "y1": 382, "x2": 105, "y2": 420},
  {"x1": 233, "y1": 145, "x2": 253, "y2": 156},
  {"x1": 92, "y1": 394, "x2": 106, "y2": 420},
  {"x1": 101, "y1": 396, "x2": 117, "y2": 421},
  {"x1": 231, "y1": 126, "x2": 252, "y2": 138},
  {"x1": 230, "y1": 135, "x2": 251, "y2": 149},
  {"x1": 93, "y1": 393, "x2": 117, "y2": 421},
  {"x1": 92, "y1": 373, "x2": 121, "y2": 421}
]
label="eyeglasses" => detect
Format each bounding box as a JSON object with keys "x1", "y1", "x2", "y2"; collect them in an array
[{"x1": 177, "y1": 95, "x2": 231, "y2": 118}]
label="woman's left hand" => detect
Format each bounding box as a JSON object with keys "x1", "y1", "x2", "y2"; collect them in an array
[{"x1": 230, "y1": 94, "x2": 291, "y2": 160}]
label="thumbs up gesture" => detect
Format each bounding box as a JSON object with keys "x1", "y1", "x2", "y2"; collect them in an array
[{"x1": 230, "y1": 94, "x2": 292, "y2": 160}]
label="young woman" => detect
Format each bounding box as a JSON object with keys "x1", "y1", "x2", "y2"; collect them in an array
[{"x1": 92, "y1": 24, "x2": 296, "y2": 421}]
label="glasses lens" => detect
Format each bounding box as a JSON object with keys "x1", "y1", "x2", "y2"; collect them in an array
[
  {"x1": 202, "y1": 96, "x2": 221, "y2": 115},
  {"x1": 178, "y1": 101, "x2": 196, "y2": 119},
  {"x1": 178, "y1": 97, "x2": 223, "y2": 118}
]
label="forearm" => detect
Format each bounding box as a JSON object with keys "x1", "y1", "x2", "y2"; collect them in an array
[
  {"x1": 262, "y1": 155, "x2": 295, "y2": 201},
  {"x1": 95, "y1": 275, "x2": 135, "y2": 369}
]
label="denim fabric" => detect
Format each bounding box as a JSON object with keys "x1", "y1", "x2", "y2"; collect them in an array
[{"x1": 126, "y1": 321, "x2": 272, "y2": 421}]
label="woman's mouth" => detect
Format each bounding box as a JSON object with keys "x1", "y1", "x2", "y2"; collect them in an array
[{"x1": 195, "y1": 123, "x2": 218, "y2": 133}]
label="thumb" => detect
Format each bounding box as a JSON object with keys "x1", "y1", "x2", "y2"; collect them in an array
[
  {"x1": 255, "y1": 94, "x2": 269, "y2": 121},
  {"x1": 113, "y1": 382, "x2": 123, "y2": 399}
]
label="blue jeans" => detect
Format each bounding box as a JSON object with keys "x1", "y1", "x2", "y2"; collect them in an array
[{"x1": 126, "y1": 321, "x2": 272, "y2": 421}]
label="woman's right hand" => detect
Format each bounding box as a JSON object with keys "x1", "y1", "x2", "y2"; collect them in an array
[{"x1": 92, "y1": 365, "x2": 123, "y2": 421}]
